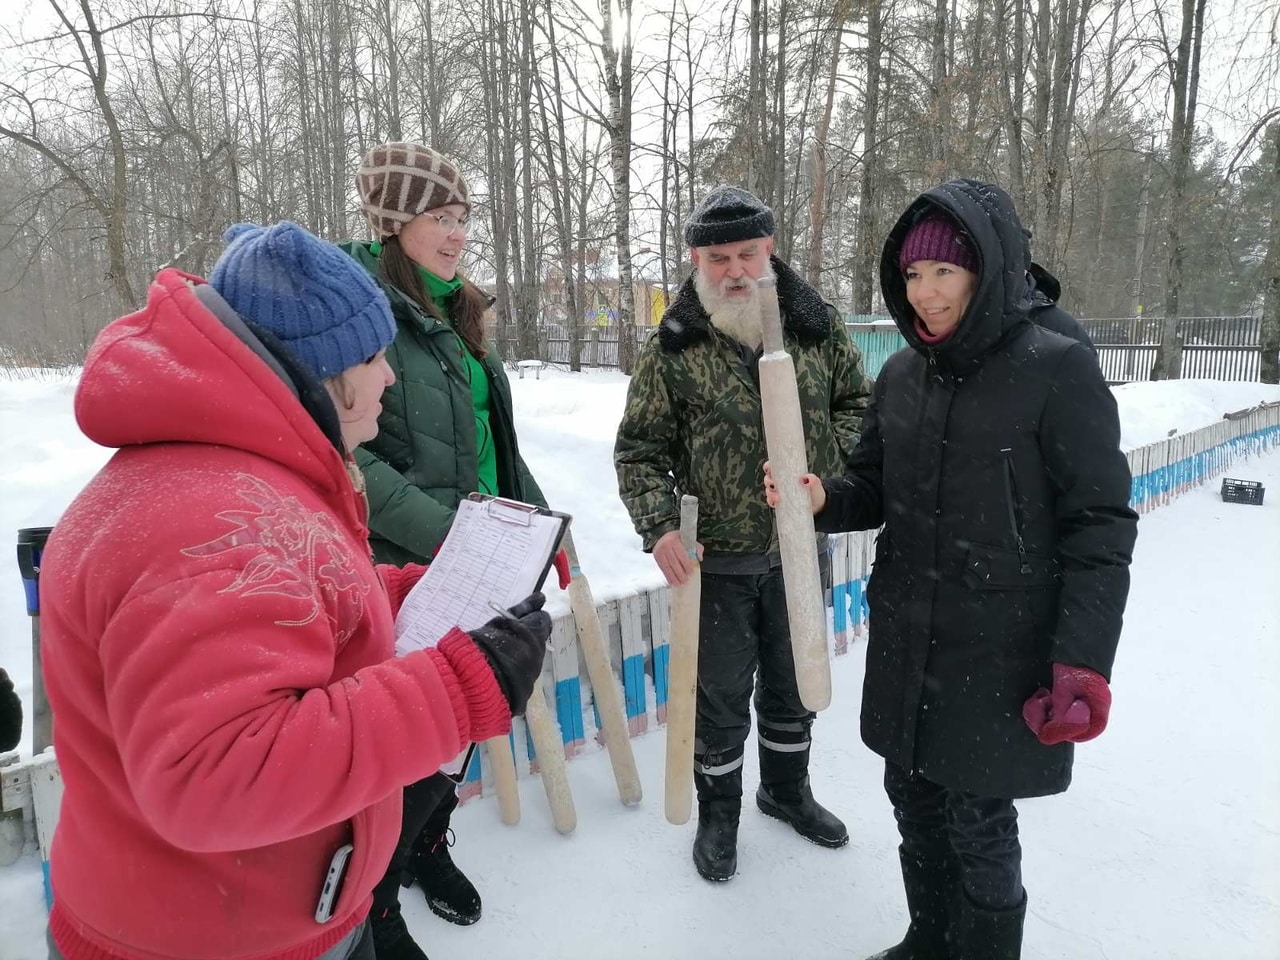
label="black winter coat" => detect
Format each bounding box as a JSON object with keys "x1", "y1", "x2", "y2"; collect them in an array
[
  {"x1": 817, "y1": 179, "x2": 1138, "y2": 799},
  {"x1": 0, "y1": 667, "x2": 22, "y2": 753},
  {"x1": 1027, "y1": 262, "x2": 1096, "y2": 356}
]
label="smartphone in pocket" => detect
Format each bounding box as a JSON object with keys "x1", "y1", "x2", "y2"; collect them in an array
[{"x1": 315, "y1": 843, "x2": 354, "y2": 924}]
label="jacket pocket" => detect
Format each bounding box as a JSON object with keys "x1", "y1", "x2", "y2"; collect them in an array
[
  {"x1": 961, "y1": 541, "x2": 1060, "y2": 590},
  {"x1": 999, "y1": 448, "x2": 1032, "y2": 574}
]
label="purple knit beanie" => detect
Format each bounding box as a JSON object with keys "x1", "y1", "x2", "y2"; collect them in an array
[{"x1": 898, "y1": 212, "x2": 977, "y2": 274}]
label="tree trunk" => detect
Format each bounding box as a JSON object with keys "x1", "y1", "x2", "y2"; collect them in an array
[
  {"x1": 515, "y1": 1, "x2": 539, "y2": 360},
  {"x1": 1152, "y1": 0, "x2": 1207, "y2": 380},
  {"x1": 1261, "y1": 121, "x2": 1280, "y2": 384},
  {"x1": 72, "y1": 0, "x2": 137, "y2": 309},
  {"x1": 532, "y1": 5, "x2": 579, "y2": 369},
  {"x1": 600, "y1": 0, "x2": 637, "y2": 374},
  {"x1": 929, "y1": 0, "x2": 950, "y2": 179},
  {"x1": 853, "y1": 0, "x2": 882, "y2": 313},
  {"x1": 996, "y1": 0, "x2": 1027, "y2": 212},
  {"x1": 806, "y1": 3, "x2": 846, "y2": 284},
  {"x1": 479, "y1": 0, "x2": 513, "y2": 355}
]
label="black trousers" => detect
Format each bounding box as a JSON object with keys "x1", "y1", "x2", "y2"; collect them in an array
[
  {"x1": 371, "y1": 770, "x2": 457, "y2": 913},
  {"x1": 884, "y1": 759, "x2": 1024, "y2": 911},
  {"x1": 694, "y1": 569, "x2": 815, "y2": 781}
]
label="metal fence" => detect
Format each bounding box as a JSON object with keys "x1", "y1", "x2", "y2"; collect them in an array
[
  {"x1": 498, "y1": 314, "x2": 1271, "y2": 384},
  {"x1": 497, "y1": 324, "x2": 651, "y2": 369},
  {"x1": 1081, "y1": 316, "x2": 1265, "y2": 384}
]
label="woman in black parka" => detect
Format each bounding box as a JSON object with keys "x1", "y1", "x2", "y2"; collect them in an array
[{"x1": 765, "y1": 179, "x2": 1138, "y2": 959}]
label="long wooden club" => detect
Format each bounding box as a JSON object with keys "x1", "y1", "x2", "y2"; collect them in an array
[
  {"x1": 562, "y1": 530, "x2": 643, "y2": 806},
  {"x1": 523, "y1": 678, "x2": 578, "y2": 834},
  {"x1": 664, "y1": 495, "x2": 700, "y2": 825},
  {"x1": 757, "y1": 275, "x2": 832, "y2": 712}
]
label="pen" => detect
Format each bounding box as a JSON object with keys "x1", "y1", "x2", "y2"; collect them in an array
[{"x1": 487, "y1": 600, "x2": 516, "y2": 619}]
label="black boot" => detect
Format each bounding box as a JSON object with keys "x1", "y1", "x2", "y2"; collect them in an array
[
  {"x1": 408, "y1": 790, "x2": 482, "y2": 926},
  {"x1": 863, "y1": 849, "x2": 957, "y2": 960},
  {"x1": 954, "y1": 889, "x2": 1026, "y2": 960},
  {"x1": 369, "y1": 904, "x2": 429, "y2": 960},
  {"x1": 693, "y1": 800, "x2": 741, "y2": 881},
  {"x1": 756, "y1": 720, "x2": 849, "y2": 848},
  {"x1": 692, "y1": 749, "x2": 744, "y2": 881}
]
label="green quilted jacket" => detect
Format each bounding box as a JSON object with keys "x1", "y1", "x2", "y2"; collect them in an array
[{"x1": 340, "y1": 241, "x2": 547, "y2": 565}]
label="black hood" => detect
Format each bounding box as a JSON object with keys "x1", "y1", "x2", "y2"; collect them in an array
[
  {"x1": 657, "y1": 255, "x2": 831, "y2": 353},
  {"x1": 880, "y1": 178, "x2": 1032, "y2": 373},
  {"x1": 1027, "y1": 261, "x2": 1061, "y2": 306}
]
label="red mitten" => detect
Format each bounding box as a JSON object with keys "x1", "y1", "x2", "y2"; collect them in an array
[
  {"x1": 553, "y1": 547, "x2": 572, "y2": 590},
  {"x1": 379, "y1": 562, "x2": 429, "y2": 618},
  {"x1": 1022, "y1": 662, "x2": 1111, "y2": 745}
]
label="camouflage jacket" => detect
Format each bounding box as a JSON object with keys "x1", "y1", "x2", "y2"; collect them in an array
[{"x1": 614, "y1": 256, "x2": 873, "y2": 557}]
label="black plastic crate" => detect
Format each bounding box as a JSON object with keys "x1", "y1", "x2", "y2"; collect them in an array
[{"x1": 1221, "y1": 478, "x2": 1265, "y2": 505}]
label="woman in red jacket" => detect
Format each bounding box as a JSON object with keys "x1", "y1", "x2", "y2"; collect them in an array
[{"x1": 39, "y1": 221, "x2": 551, "y2": 960}]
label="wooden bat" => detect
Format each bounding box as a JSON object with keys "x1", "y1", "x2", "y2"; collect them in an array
[
  {"x1": 523, "y1": 678, "x2": 578, "y2": 835},
  {"x1": 757, "y1": 274, "x2": 832, "y2": 712},
  {"x1": 483, "y1": 734, "x2": 521, "y2": 825},
  {"x1": 562, "y1": 530, "x2": 643, "y2": 806},
  {"x1": 664, "y1": 495, "x2": 700, "y2": 826}
]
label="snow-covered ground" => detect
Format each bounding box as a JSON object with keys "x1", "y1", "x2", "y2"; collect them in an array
[{"x1": 1, "y1": 370, "x2": 1278, "y2": 959}]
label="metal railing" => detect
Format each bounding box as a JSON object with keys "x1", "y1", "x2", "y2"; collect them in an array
[{"x1": 495, "y1": 315, "x2": 1271, "y2": 384}]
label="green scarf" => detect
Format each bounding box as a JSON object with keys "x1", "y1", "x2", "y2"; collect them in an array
[{"x1": 415, "y1": 264, "x2": 465, "y2": 314}]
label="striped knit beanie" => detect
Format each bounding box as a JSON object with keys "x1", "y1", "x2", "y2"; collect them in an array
[
  {"x1": 210, "y1": 221, "x2": 396, "y2": 381},
  {"x1": 898, "y1": 212, "x2": 978, "y2": 274},
  {"x1": 355, "y1": 142, "x2": 471, "y2": 240}
]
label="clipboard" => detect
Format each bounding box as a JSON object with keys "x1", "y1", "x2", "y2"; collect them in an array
[
  {"x1": 393, "y1": 495, "x2": 571, "y2": 656},
  {"x1": 394, "y1": 496, "x2": 569, "y2": 778},
  {"x1": 465, "y1": 493, "x2": 573, "y2": 595},
  {"x1": 442, "y1": 742, "x2": 478, "y2": 784}
]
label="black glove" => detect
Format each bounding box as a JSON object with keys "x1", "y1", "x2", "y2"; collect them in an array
[
  {"x1": 0, "y1": 668, "x2": 22, "y2": 753},
  {"x1": 467, "y1": 593, "x2": 553, "y2": 716}
]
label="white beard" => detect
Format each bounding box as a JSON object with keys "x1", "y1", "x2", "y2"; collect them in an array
[{"x1": 694, "y1": 265, "x2": 776, "y2": 350}]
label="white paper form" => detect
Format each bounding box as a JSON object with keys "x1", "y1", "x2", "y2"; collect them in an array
[{"x1": 394, "y1": 497, "x2": 566, "y2": 657}]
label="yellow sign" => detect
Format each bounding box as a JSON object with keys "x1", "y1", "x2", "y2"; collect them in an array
[{"x1": 649, "y1": 290, "x2": 666, "y2": 326}]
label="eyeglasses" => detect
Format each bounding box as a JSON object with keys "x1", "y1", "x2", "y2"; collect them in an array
[{"x1": 421, "y1": 212, "x2": 469, "y2": 234}]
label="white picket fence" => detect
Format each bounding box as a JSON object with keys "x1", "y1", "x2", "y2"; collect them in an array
[{"x1": 3, "y1": 400, "x2": 1277, "y2": 912}]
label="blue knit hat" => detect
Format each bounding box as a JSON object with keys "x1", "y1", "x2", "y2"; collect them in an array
[{"x1": 209, "y1": 221, "x2": 396, "y2": 381}]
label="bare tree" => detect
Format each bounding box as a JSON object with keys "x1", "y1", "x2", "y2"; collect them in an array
[
  {"x1": 599, "y1": 0, "x2": 637, "y2": 373},
  {"x1": 805, "y1": 1, "x2": 849, "y2": 283},
  {"x1": 1260, "y1": 120, "x2": 1279, "y2": 384},
  {"x1": 0, "y1": 0, "x2": 158, "y2": 310},
  {"x1": 853, "y1": 0, "x2": 885, "y2": 314},
  {"x1": 1152, "y1": 0, "x2": 1207, "y2": 380}
]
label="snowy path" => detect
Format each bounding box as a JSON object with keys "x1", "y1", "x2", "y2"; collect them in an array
[{"x1": 3, "y1": 459, "x2": 1278, "y2": 959}]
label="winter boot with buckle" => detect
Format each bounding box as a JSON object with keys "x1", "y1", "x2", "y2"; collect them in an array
[
  {"x1": 863, "y1": 849, "x2": 958, "y2": 960},
  {"x1": 408, "y1": 791, "x2": 482, "y2": 926},
  {"x1": 756, "y1": 719, "x2": 849, "y2": 848},
  {"x1": 369, "y1": 903, "x2": 429, "y2": 960},
  {"x1": 692, "y1": 748, "x2": 744, "y2": 881}
]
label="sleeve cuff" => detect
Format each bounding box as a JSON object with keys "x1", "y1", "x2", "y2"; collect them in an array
[
  {"x1": 379, "y1": 562, "x2": 429, "y2": 618},
  {"x1": 641, "y1": 519, "x2": 680, "y2": 553},
  {"x1": 433, "y1": 629, "x2": 512, "y2": 742}
]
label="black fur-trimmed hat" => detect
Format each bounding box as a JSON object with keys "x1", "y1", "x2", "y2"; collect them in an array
[{"x1": 683, "y1": 185, "x2": 775, "y2": 248}]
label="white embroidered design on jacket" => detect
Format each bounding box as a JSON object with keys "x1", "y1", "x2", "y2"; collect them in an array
[{"x1": 182, "y1": 473, "x2": 368, "y2": 643}]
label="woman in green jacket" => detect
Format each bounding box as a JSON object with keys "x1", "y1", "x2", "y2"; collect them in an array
[{"x1": 346, "y1": 141, "x2": 563, "y2": 960}]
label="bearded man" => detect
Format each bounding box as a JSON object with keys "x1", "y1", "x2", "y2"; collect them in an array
[{"x1": 614, "y1": 185, "x2": 873, "y2": 881}]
